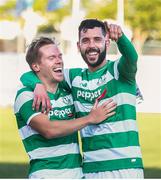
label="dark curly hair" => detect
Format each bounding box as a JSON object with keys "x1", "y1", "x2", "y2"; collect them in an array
[{"x1": 78, "y1": 19, "x2": 107, "y2": 39}]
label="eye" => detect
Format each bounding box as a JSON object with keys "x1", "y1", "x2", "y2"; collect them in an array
[
  {"x1": 94, "y1": 37, "x2": 102, "y2": 43},
  {"x1": 58, "y1": 54, "x2": 63, "y2": 59},
  {"x1": 48, "y1": 56, "x2": 54, "y2": 60},
  {"x1": 48, "y1": 55, "x2": 56, "y2": 61},
  {"x1": 81, "y1": 38, "x2": 89, "y2": 44}
]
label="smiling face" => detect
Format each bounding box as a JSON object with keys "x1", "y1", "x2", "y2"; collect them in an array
[
  {"x1": 33, "y1": 44, "x2": 64, "y2": 84},
  {"x1": 78, "y1": 27, "x2": 109, "y2": 71}
]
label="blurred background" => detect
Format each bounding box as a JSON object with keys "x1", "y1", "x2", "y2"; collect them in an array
[{"x1": 0, "y1": 0, "x2": 161, "y2": 178}]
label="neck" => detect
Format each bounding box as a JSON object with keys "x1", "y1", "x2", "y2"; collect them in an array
[
  {"x1": 44, "y1": 82, "x2": 58, "y2": 93},
  {"x1": 37, "y1": 74, "x2": 58, "y2": 93},
  {"x1": 88, "y1": 60, "x2": 107, "y2": 72}
]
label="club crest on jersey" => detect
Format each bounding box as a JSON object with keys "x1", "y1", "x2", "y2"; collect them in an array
[
  {"x1": 97, "y1": 75, "x2": 106, "y2": 86},
  {"x1": 80, "y1": 82, "x2": 88, "y2": 88},
  {"x1": 63, "y1": 96, "x2": 72, "y2": 105}
]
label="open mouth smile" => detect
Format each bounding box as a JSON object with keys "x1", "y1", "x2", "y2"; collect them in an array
[{"x1": 53, "y1": 67, "x2": 63, "y2": 73}]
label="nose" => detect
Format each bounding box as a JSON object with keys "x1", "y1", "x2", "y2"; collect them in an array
[
  {"x1": 88, "y1": 39, "x2": 96, "y2": 47},
  {"x1": 56, "y1": 57, "x2": 63, "y2": 64}
]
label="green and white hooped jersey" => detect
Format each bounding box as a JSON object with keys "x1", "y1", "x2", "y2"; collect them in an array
[
  {"x1": 19, "y1": 34, "x2": 143, "y2": 175},
  {"x1": 14, "y1": 86, "x2": 83, "y2": 178},
  {"x1": 64, "y1": 59, "x2": 143, "y2": 173}
]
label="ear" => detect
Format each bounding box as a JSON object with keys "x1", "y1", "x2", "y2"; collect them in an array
[
  {"x1": 31, "y1": 63, "x2": 40, "y2": 72},
  {"x1": 77, "y1": 42, "x2": 80, "y2": 52}
]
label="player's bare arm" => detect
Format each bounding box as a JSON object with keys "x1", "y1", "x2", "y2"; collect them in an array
[{"x1": 30, "y1": 99, "x2": 117, "y2": 139}]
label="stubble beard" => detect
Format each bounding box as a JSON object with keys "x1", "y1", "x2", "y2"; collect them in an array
[{"x1": 80, "y1": 46, "x2": 106, "y2": 68}]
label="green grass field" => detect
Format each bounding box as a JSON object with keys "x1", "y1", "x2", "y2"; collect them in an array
[{"x1": 0, "y1": 106, "x2": 161, "y2": 178}]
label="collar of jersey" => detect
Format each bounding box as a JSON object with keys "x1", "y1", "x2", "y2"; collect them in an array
[
  {"x1": 47, "y1": 86, "x2": 60, "y2": 99},
  {"x1": 87, "y1": 60, "x2": 109, "y2": 75}
]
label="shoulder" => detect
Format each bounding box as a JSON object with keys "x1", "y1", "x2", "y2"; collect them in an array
[
  {"x1": 15, "y1": 86, "x2": 33, "y2": 100},
  {"x1": 14, "y1": 86, "x2": 34, "y2": 113},
  {"x1": 64, "y1": 67, "x2": 86, "y2": 75}
]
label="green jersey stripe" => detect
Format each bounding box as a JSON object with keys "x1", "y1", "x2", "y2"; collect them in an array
[
  {"x1": 76, "y1": 104, "x2": 136, "y2": 123},
  {"x1": 30, "y1": 154, "x2": 82, "y2": 173},
  {"x1": 63, "y1": 69, "x2": 73, "y2": 89},
  {"x1": 28, "y1": 143, "x2": 79, "y2": 160},
  {"x1": 83, "y1": 158, "x2": 143, "y2": 173},
  {"x1": 14, "y1": 91, "x2": 34, "y2": 113},
  {"x1": 72, "y1": 71, "x2": 114, "y2": 90},
  {"x1": 14, "y1": 85, "x2": 82, "y2": 177},
  {"x1": 19, "y1": 34, "x2": 143, "y2": 173},
  {"x1": 82, "y1": 131, "x2": 139, "y2": 151},
  {"x1": 15, "y1": 91, "x2": 74, "y2": 114},
  {"x1": 23, "y1": 133, "x2": 78, "y2": 152},
  {"x1": 74, "y1": 92, "x2": 136, "y2": 113},
  {"x1": 83, "y1": 146, "x2": 142, "y2": 163},
  {"x1": 81, "y1": 119, "x2": 138, "y2": 138},
  {"x1": 27, "y1": 112, "x2": 41, "y2": 124},
  {"x1": 113, "y1": 59, "x2": 119, "y2": 80},
  {"x1": 50, "y1": 94, "x2": 74, "y2": 108},
  {"x1": 29, "y1": 168, "x2": 83, "y2": 178},
  {"x1": 15, "y1": 86, "x2": 32, "y2": 99},
  {"x1": 19, "y1": 123, "x2": 39, "y2": 140}
]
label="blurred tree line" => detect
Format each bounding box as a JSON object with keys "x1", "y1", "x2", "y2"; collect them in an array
[{"x1": 0, "y1": 0, "x2": 161, "y2": 54}]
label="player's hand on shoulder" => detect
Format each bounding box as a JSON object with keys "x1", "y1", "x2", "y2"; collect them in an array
[{"x1": 33, "y1": 84, "x2": 51, "y2": 114}]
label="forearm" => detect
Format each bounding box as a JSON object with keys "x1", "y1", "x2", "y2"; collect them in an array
[
  {"x1": 49, "y1": 115, "x2": 91, "y2": 138},
  {"x1": 117, "y1": 34, "x2": 138, "y2": 81},
  {"x1": 117, "y1": 34, "x2": 138, "y2": 63},
  {"x1": 29, "y1": 99, "x2": 116, "y2": 139},
  {"x1": 30, "y1": 113, "x2": 92, "y2": 139}
]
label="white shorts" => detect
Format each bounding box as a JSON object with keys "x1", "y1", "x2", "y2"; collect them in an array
[{"x1": 84, "y1": 168, "x2": 144, "y2": 179}]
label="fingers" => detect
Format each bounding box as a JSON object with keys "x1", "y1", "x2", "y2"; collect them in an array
[
  {"x1": 93, "y1": 99, "x2": 99, "y2": 109},
  {"x1": 100, "y1": 98, "x2": 117, "y2": 117},
  {"x1": 46, "y1": 98, "x2": 52, "y2": 114},
  {"x1": 32, "y1": 95, "x2": 37, "y2": 111},
  {"x1": 106, "y1": 111, "x2": 116, "y2": 117},
  {"x1": 35, "y1": 97, "x2": 41, "y2": 112},
  {"x1": 107, "y1": 103, "x2": 117, "y2": 112},
  {"x1": 41, "y1": 97, "x2": 52, "y2": 113},
  {"x1": 101, "y1": 98, "x2": 113, "y2": 107},
  {"x1": 41, "y1": 97, "x2": 46, "y2": 113},
  {"x1": 105, "y1": 102, "x2": 117, "y2": 114},
  {"x1": 33, "y1": 84, "x2": 51, "y2": 113},
  {"x1": 107, "y1": 24, "x2": 122, "y2": 41},
  {"x1": 32, "y1": 96, "x2": 42, "y2": 112},
  {"x1": 32, "y1": 95, "x2": 51, "y2": 113}
]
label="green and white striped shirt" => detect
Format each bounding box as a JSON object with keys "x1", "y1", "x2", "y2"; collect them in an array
[
  {"x1": 63, "y1": 34, "x2": 143, "y2": 173},
  {"x1": 14, "y1": 86, "x2": 83, "y2": 178},
  {"x1": 20, "y1": 34, "x2": 143, "y2": 174}
]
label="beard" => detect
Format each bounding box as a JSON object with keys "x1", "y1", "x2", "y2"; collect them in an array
[{"x1": 80, "y1": 46, "x2": 106, "y2": 68}]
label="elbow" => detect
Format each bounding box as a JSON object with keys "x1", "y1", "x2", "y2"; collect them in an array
[
  {"x1": 42, "y1": 129, "x2": 62, "y2": 139},
  {"x1": 42, "y1": 130, "x2": 56, "y2": 139}
]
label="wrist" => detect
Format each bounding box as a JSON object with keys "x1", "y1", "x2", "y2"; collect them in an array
[
  {"x1": 36, "y1": 83, "x2": 45, "y2": 89},
  {"x1": 86, "y1": 114, "x2": 94, "y2": 125}
]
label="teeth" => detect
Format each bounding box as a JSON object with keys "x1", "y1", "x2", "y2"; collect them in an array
[
  {"x1": 55, "y1": 68, "x2": 62, "y2": 71},
  {"x1": 53, "y1": 68, "x2": 62, "y2": 72},
  {"x1": 88, "y1": 52, "x2": 97, "y2": 56}
]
